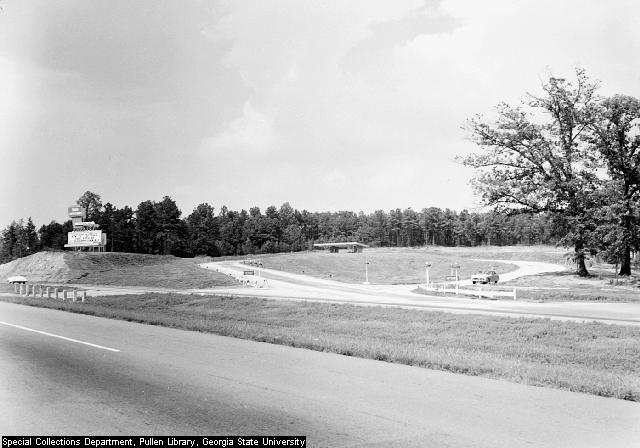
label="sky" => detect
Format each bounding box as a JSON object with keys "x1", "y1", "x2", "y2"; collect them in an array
[{"x1": 1, "y1": 0, "x2": 640, "y2": 227}]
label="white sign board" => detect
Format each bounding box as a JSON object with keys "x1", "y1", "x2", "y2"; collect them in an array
[
  {"x1": 68, "y1": 206, "x2": 86, "y2": 219},
  {"x1": 67, "y1": 230, "x2": 103, "y2": 246}
]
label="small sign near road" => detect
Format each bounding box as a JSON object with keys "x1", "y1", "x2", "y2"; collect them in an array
[{"x1": 243, "y1": 270, "x2": 255, "y2": 275}]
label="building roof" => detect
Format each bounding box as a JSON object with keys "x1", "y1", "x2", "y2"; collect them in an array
[
  {"x1": 313, "y1": 242, "x2": 369, "y2": 248},
  {"x1": 72, "y1": 221, "x2": 100, "y2": 230}
]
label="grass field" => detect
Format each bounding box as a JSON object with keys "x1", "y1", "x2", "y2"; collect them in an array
[
  {"x1": 3, "y1": 292, "x2": 638, "y2": 401},
  {"x1": 502, "y1": 271, "x2": 640, "y2": 303},
  {"x1": 244, "y1": 245, "x2": 640, "y2": 303},
  {"x1": 249, "y1": 246, "x2": 544, "y2": 284},
  {"x1": 412, "y1": 273, "x2": 640, "y2": 303}
]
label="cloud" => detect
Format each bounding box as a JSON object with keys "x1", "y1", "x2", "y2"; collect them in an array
[
  {"x1": 5, "y1": 0, "x2": 640, "y2": 226},
  {"x1": 196, "y1": 0, "x2": 640, "y2": 213},
  {"x1": 201, "y1": 0, "x2": 424, "y2": 161},
  {"x1": 201, "y1": 101, "x2": 282, "y2": 155}
]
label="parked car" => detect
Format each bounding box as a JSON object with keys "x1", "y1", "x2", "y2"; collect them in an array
[
  {"x1": 471, "y1": 270, "x2": 499, "y2": 284},
  {"x1": 7, "y1": 275, "x2": 27, "y2": 284}
]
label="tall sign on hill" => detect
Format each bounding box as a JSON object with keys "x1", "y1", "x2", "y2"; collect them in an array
[
  {"x1": 64, "y1": 205, "x2": 107, "y2": 252},
  {"x1": 67, "y1": 206, "x2": 86, "y2": 225}
]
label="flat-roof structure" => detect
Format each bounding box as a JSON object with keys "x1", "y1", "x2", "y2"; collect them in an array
[{"x1": 313, "y1": 242, "x2": 369, "y2": 253}]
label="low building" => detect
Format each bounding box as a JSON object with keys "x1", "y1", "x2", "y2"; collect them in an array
[{"x1": 312, "y1": 242, "x2": 368, "y2": 253}]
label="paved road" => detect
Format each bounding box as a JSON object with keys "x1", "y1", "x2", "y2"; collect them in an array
[
  {"x1": 1, "y1": 301, "x2": 639, "y2": 446},
  {"x1": 200, "y1": 261, "x2": 640, "y2": 326}
]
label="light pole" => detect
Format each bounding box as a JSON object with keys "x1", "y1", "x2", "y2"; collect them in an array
[
  {"x1": 364, "y1": 260, "x2": 370, "y2": 285},
  {"x1": 424, "y1": 262, "x2": 431, "y2": 288}
]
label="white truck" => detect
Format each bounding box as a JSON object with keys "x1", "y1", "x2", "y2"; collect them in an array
[
  {"x1": 471, "y1": 270, "x2": 499, "y2": 284},
  {"x1": 7, "y1": 275, "x2": 27, "y2": 284}
]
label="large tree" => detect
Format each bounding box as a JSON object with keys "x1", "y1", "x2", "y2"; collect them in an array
[
  {"x1": 39, "y1": 221, "x2": 65, "y2": 250},
  {"x1": 155, "y1": 196, "x2": 183, "y2": 255},
  {"x1": 463, "y1": 69, "x2": 600, "y2": 276},
  {"x1": 24, "y1": 217, "x2": 38, "y2": 253},
  {"x1": 187, "y1": 203, "x2": 219, "y2": 256},
  {"x1": 76, "y1": 191, "x2": 103, "y2": 221},
  {"x1": 111, "y1": 205, "x2": 136, "y2": 252},
  {"x1": 588, "y1": 94, "x2": 640, "y2": 275},
  {"x1": 135, "y1": 200, "x2": 158, "y2": 254}
]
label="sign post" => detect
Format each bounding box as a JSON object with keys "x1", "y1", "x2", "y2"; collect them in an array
[{"x1": 450, "y1": 264, "x2": 461, "y2": 284}]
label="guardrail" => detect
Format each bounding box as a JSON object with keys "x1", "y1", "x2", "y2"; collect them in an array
[{"x1": 12, "y1": 283, "x2": 87, "y2": 302}]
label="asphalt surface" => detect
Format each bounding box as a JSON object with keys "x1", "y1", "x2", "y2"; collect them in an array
[{"x1": 1, "y1": 301, "x2": 639, "y2": 446}]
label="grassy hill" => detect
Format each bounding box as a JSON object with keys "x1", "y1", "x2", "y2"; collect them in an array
[{"x1": 0, "y1": 251, "x2": 237, "y2": 289}]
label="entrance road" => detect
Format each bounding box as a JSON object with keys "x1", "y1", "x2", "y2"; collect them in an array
[
  {"x1": 1, "y1": 301, "x2": 639, "y2": 447},
  {"x1": 200, "y1": 261, "x2": 640, "y2": 326}
]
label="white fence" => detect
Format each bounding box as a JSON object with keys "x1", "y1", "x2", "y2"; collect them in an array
[{"x1": 422, "y1": 282, "x2": 517, "y2": 300}]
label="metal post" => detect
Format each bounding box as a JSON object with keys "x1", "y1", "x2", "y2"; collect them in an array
[
  {"x1": 425, "y1": 262, "x2": 431, "y2": 288},
  {"x1": 47, "y1": 286, "x2": 51, "y2": 298},
  {"x1": 54, "y1": 288, "x2": 59, "y2": 300},
  {"x1": 364, "y1": 261, "x2": 370, "y2": 284}
]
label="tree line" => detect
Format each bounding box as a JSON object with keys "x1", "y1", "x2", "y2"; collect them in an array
[{"x1": 0, "y1": 191, "x2": 566, "y2": 264}]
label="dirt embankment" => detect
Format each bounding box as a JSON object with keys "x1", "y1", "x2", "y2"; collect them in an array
[
  {"x1": 0, "y1": 251, "x2": 74, "y2": 283},
  {"x1": 0, "y1": 251, "x2": 237, "y2": 288}
]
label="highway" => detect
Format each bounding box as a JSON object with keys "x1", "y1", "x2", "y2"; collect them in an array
[{"x1": 2, "y1": 301, "x2": 639, "y2": 447}]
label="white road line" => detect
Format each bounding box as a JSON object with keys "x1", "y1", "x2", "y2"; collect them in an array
[{"x1": 0, "y1": 321, "x2": 121, "y2": 352}]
